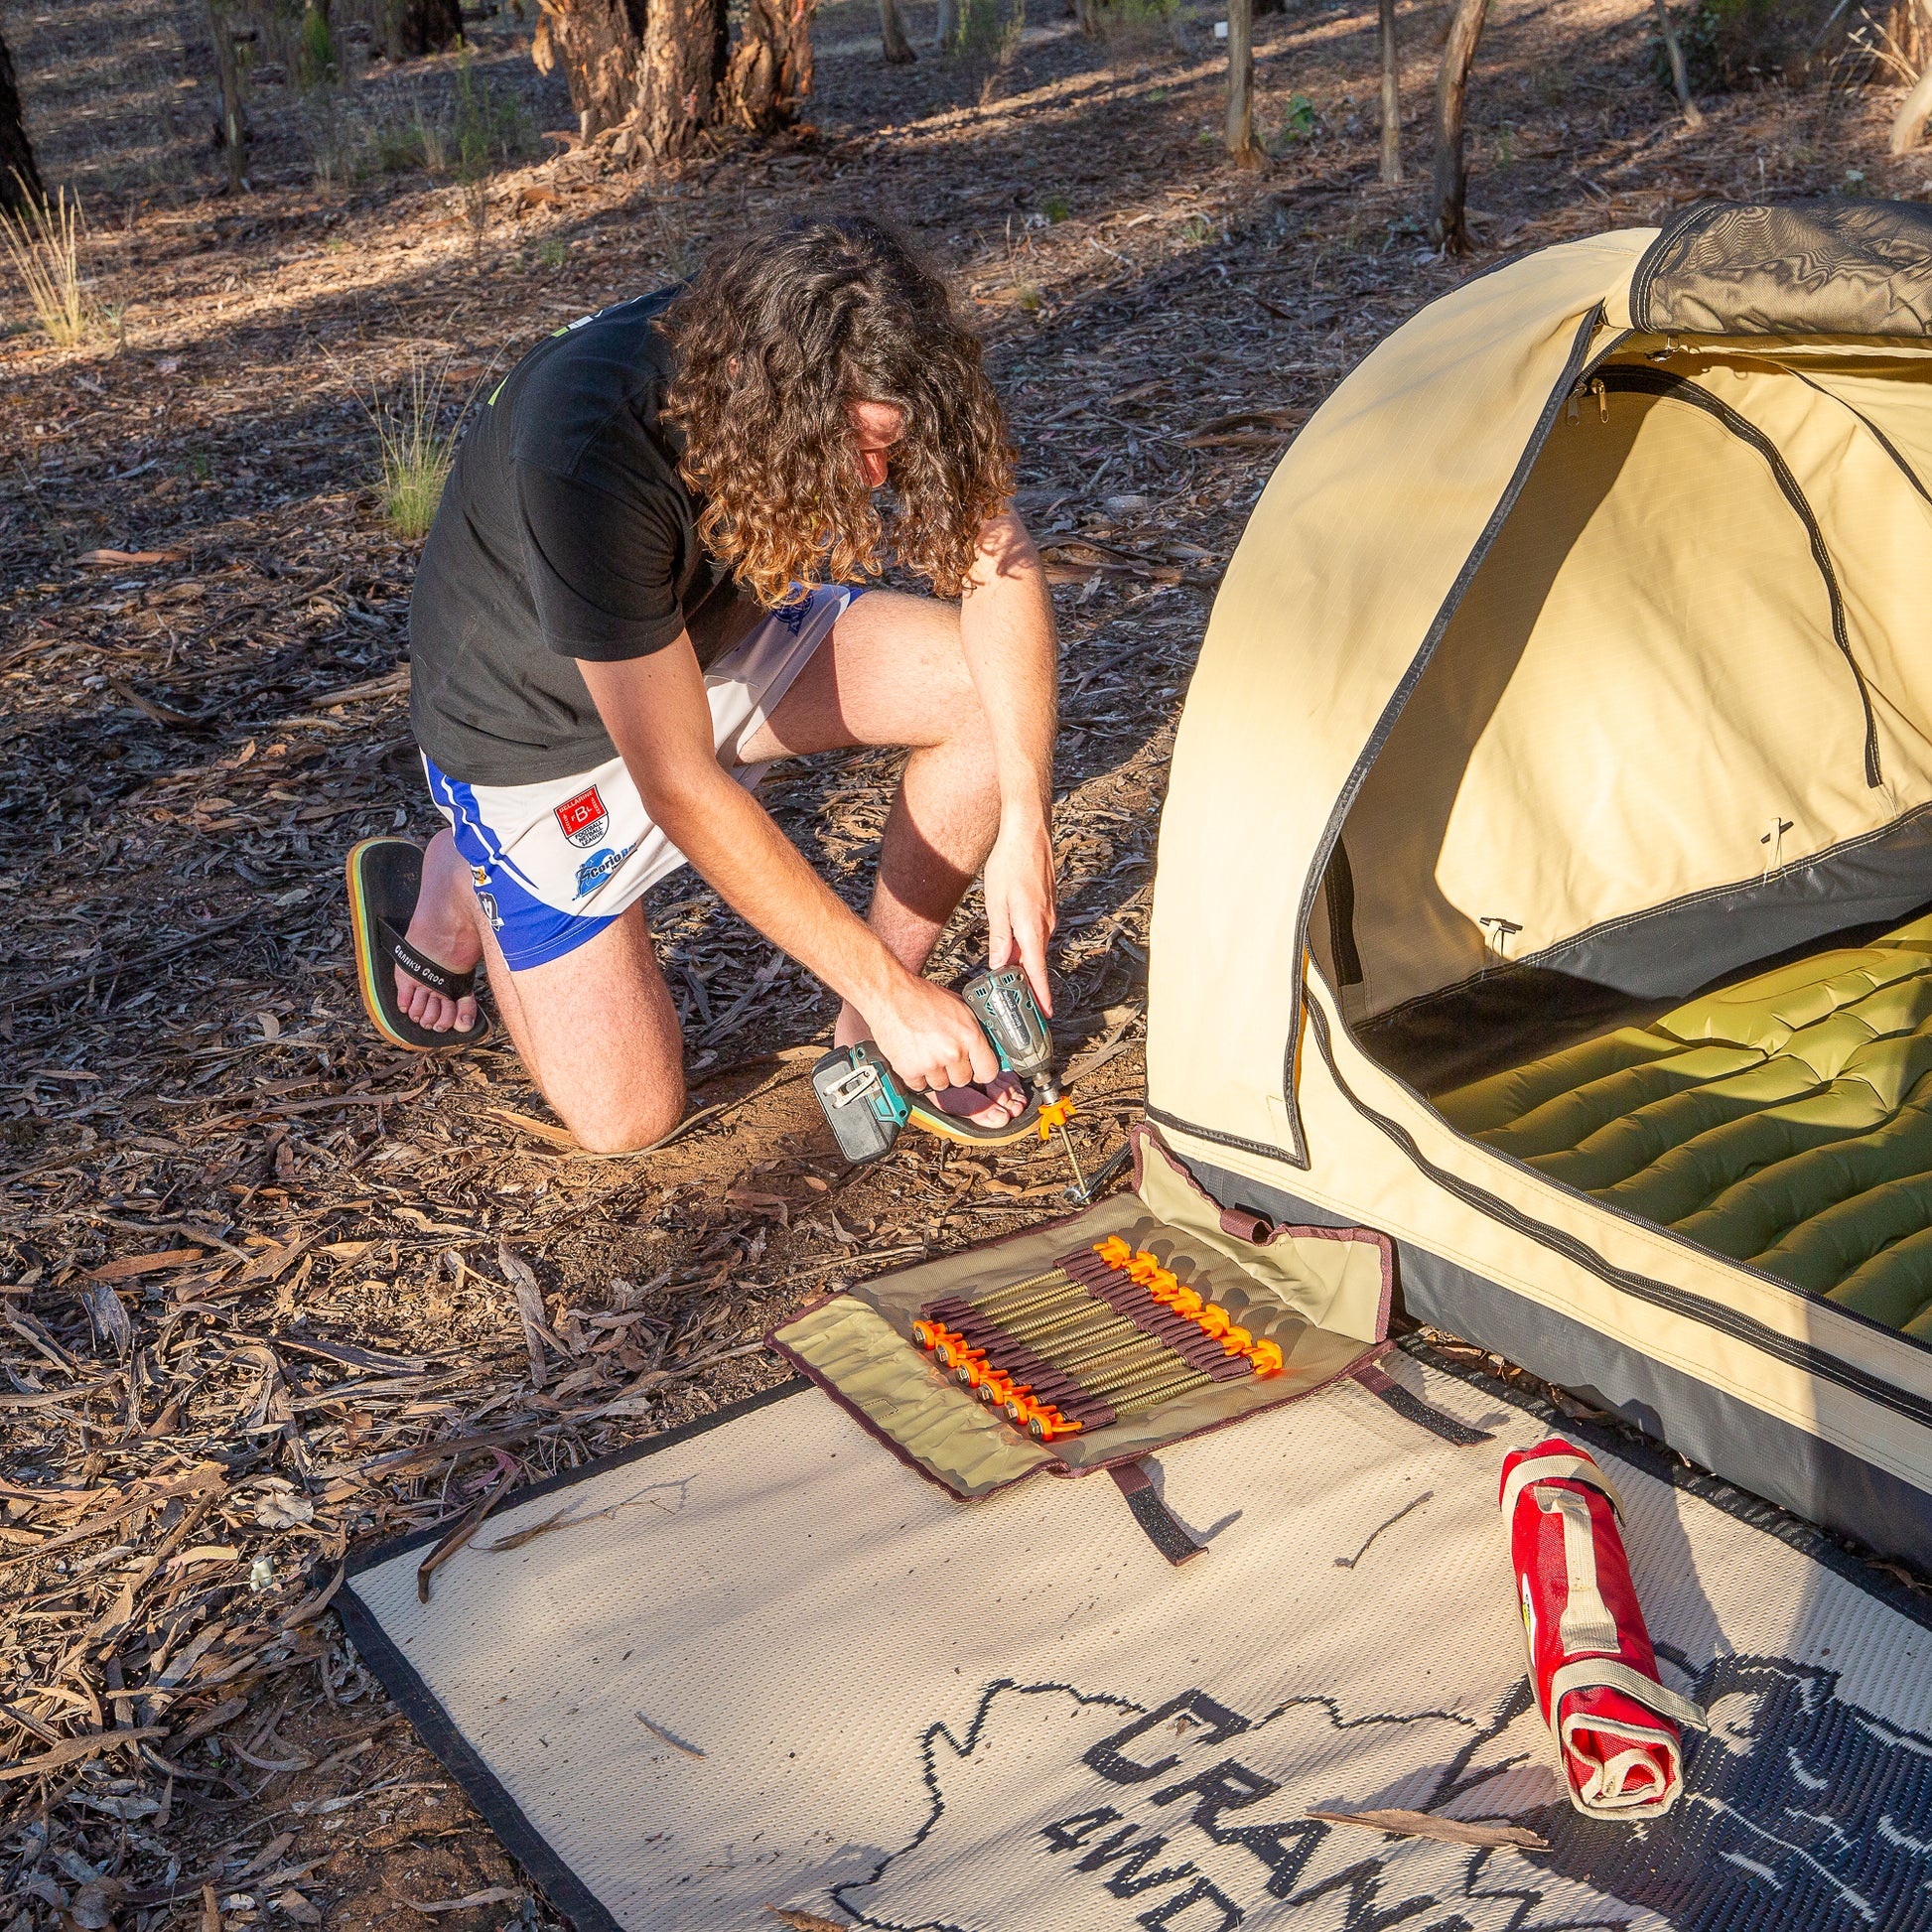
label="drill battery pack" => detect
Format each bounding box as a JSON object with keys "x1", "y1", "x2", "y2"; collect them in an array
[{"x1": 810, "y1": 1043, "x2": 909, "y2": 1166}]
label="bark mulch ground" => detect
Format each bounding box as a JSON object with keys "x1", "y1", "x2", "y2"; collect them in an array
[{"x1": 3, "y1": 1, "x2": 1929, "y2": 1927}]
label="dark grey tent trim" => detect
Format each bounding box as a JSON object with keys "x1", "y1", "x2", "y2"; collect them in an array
[
  {"x1": 1272, "y1": 306, "x2": 1614, "y2": 1169},
  {"x1": 1363, "y1": 798, "x2": 1932, "y2": 1045},
  {"x1": 1597, "y1": 365, "x2": 1880, "y2": 788},
  {"x1": 1632, "y1": 199, "x2": 1932, "y2": 340},
  {"x1": 1396, "y1": 1331, "x2": 1932, "y2": 1625},
  {"x1": 1783, "y1": 362, "x2": 1932, "y2": 506},
  {"x1": 1301, "y1": 992, "x2": 1932, "y2": 1427},
  {"x1": 1182, "y1": 1151, "x2": 1932, "y2": 1578}
]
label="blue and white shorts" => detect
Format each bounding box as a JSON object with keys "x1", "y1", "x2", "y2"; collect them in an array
[{"x1": 424, "y1": 584, "x2": 859, "y2": 972}]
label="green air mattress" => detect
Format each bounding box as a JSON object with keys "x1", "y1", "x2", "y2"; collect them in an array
[{"x1": 1435, "y1": 912, "x2": 1932, "y2": 1335}]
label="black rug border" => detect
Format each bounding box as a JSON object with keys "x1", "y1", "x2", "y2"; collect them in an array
[
  {"x1": 338, "y1": 1346, "x2": 1932, "y2": 1932},
  {"x1": 339, "y1": 1379, "x2": 803, "y2": 1932}
]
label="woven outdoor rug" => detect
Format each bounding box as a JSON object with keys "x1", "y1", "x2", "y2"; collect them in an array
[{"x1": 342, "y1": 1339, "x2": 1932, "y2": 1932}]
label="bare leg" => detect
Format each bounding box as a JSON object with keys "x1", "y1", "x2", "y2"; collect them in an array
[
  {"x1": 476, "y1": 903, "x2": 687, "y2": 1154},
  {"x1": 741, "y1": 589, "x2": 1023, "y2": 1125},
  {"x1": 399, "y1": 829, "x2": 684, "y2": 1152}
]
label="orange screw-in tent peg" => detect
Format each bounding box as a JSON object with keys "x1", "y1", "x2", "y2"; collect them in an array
[
  {"x1": 1194, "y1": 1304, "x2": 1232, "y2": 1338},
  {"x1": 1093, "y1": 1236, "x2": 1132, "y2": 1267},
  {"x1": 1220, "y1": 1324, "x2": 1254, "y2": 1355},
  {"x1": 1037, "y1": 1098, "x2": 1078, "y2": 1142},
  {"x1": 1249, "y1": 1339, "x2": 1285, "y2": 1376},
  {"x1": 1167, "y1": 1287, "x2": 1205, "y2": 1316},
  {"x1": 1031, "y1": 1406, "x2": 1083, "y2": 1442}
]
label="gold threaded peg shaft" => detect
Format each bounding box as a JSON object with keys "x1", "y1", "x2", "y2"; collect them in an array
[
  {"x1": 970, "y1": 1268, "x2": 1075, "y2": 1314},
  {"x1": 1112, "y1": 1370, "x2": 1212, "y2": 1414}
]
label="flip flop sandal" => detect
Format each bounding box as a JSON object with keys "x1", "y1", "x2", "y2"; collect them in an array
[
  {"x1": 903, "y1": 1089, "x2": 1042, "y2": 1147},
  {"x1": 346, "y1": 837, "x2": 492, "y2": 1051}
]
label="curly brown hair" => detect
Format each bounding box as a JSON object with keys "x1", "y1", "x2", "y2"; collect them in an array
[{"x1": 659, "y1": 217, "x2": 1016, "y2": 607}]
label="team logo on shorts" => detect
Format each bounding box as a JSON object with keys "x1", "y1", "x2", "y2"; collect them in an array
[
  {"x1": 574, "y1": 842, "x2": 635, "y2": 899},
  {"x1": 554, "y1": 785, "x2": 609, "y2": 849}
]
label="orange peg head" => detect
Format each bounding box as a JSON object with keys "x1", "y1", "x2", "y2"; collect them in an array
[
  {"x1": 1220, "y1": 1324, "x2": 1253, "y2": 1355},
  {"x1": 1250, "y1": 1339, "x2": 1285, "y2": 1376},
  {"x1": 1037, "y1": 1098, "x2": 1077, "y2": 1141},
  {"x1": 1094, "y1": 1236, "x2": 1132, "y2": 1266},
  {"x1": 1170, "y1": 1288, "x2": 1204, "y2": 1316},
  {"x1": 1196, "y1": 1304, "x2": 1231, "y2": 1337}
]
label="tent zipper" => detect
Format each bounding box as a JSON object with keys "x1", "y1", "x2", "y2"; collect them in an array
[
  {"x1": 1593, "y1": 365, "x2": 1882, "y2": 791},
  {"x1": 1267, "y1": 306, "x2": 1615, "y2": 1169}
]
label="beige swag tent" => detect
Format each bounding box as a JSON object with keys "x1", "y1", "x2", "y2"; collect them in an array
[{"x1": 1146, "y1": 201, "x2": 1932, "y2": 1568}]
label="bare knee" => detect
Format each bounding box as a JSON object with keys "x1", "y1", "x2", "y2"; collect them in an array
[{"x1": 555, "y1": 1078, "x2": 687, "y2": 1155}]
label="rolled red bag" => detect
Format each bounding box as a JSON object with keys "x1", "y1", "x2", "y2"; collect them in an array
[{"x1": 1499, "y1": 1437, "x2": 1706, "y2": 1819}]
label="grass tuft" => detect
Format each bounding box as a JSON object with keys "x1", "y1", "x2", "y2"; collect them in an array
[
  {"x1": 0, "y1": 179, "x2": 92, "y2": 348},
  {"x1": 367, "y1": 357, "x2": 465, "y2": 542}
]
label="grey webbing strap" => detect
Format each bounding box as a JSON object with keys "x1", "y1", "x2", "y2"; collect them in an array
[
  {"x1": 1110, "y1": 1460, "x2": 1205, "y2": 1566},
  {"x1": 1549, "y1": 1657, "x2": 1708, "y2": 1733}
]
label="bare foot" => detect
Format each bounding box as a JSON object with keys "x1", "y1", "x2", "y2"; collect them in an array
[
  {"x1": 397, "y1": 829, "x2": 483, "y2": 1035},
  {"x1": 833, "y1": 1003, "x2": 1027, "y2": 1129}
]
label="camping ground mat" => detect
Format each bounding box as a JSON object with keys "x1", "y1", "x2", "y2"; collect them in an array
[{"x1": 340, "y1": 1339, "x2": 1932, "y2": 1932}]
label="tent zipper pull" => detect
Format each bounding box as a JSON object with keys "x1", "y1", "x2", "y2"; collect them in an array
[{"x1": 1589, "y1": 377, "x2": 1608, "y2": 422}]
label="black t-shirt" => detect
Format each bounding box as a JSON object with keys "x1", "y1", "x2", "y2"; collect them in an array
[{"x1": 408, "y1": 290, "x2": 762, "y2": 786}]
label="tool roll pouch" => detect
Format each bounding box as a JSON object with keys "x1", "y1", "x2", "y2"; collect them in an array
[{"x1": 767, "y1": 1124, "x2": 1395, "y2": 1500}]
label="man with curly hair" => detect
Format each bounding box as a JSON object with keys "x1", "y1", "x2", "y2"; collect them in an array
[{"x1": 345, "y1": 218, "x2": 1058, "y2": 1154}]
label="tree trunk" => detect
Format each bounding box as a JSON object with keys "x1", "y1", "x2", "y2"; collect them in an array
[
  {"x1": 531, "y1": 0, "x2": 644, "y2": 139},
  {"x1": 1430, "y1": 0, "x2": 1487, "y2": 250},
  {"x1": 205, "y1": 0, "x2": 249, "y2": 193},
  {"x1": 1076, "y1": 0, "x2": 1107, "y2": 39},
  {"x1": 1894, "y1": 57, "x2": 1932, "y2": 152},
  {"x1": 1651, "y1": 0, "x2": 1703, "y2": 126},
  {"x1": 880, "y1": 0, "x2": 915, "y2": 62},
  {"x1": 1225, "y1": 0, "x2": 1263, "y2": 167},
  {"x1": 722, "y1": 0, "x2": 817, "y2": 128},
  {"x1": 389, "y1": 0, "x2": 466, "y2": 57},
  {"x1": 637, "y1": 0, "x2": 724, "y2": 156},
  {"x1": 0, "y1": 28, "x2": 44, "y2": 216},
  {"x1": 1378, "y1": 0, "x2": 1401, "y2": 184}
]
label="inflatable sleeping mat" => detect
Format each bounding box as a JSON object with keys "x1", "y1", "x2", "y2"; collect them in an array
[{"x1": 1437, "y1": 912, "x2": 1932, "y2": 1335}]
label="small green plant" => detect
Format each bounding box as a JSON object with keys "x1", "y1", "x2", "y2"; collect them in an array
[
  {"x1": 1013, "y1": 282, "x2": 1043, "y2": 312},
  {"x1": 187, "y1": 451, "x2": 212, "y2": 483},
  {"x1": 952, "y1": 0, "x2": 1026, "y2": 69},
  {"x1": 1494, "y1": 121, "x2": 1516, "y2": 166},
  {"x1": 368, "y1": 110, "x2": 427, "y2": 175},
  {"x1": 1146, "y1": 83, "x2": 1169, "y2": 100},
  {"x1": 298, "y1": 1, "x2": 339, "y2": 89},
  {"x1": 1280, "y1": 92, "x2": 1316, "y2": 140},
  {"x1": 1041, "y1": 195, "x2": 1070, "y2": 223},
  {"x1": 365, "y1": 356, "x2": 465, "y2": 542},
  {"x1": 1178, "y1": 212, "x2": 1214, "y2": 244},
  {"x1": 0, "y1": 182, "x2": 92, "y2": 348},
  {"x1": 537, "y1": 235, "x2": 571, "y2": 268},
  {"x1": 450, "y1": 53, "x2": 539, "y2": 247}
]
